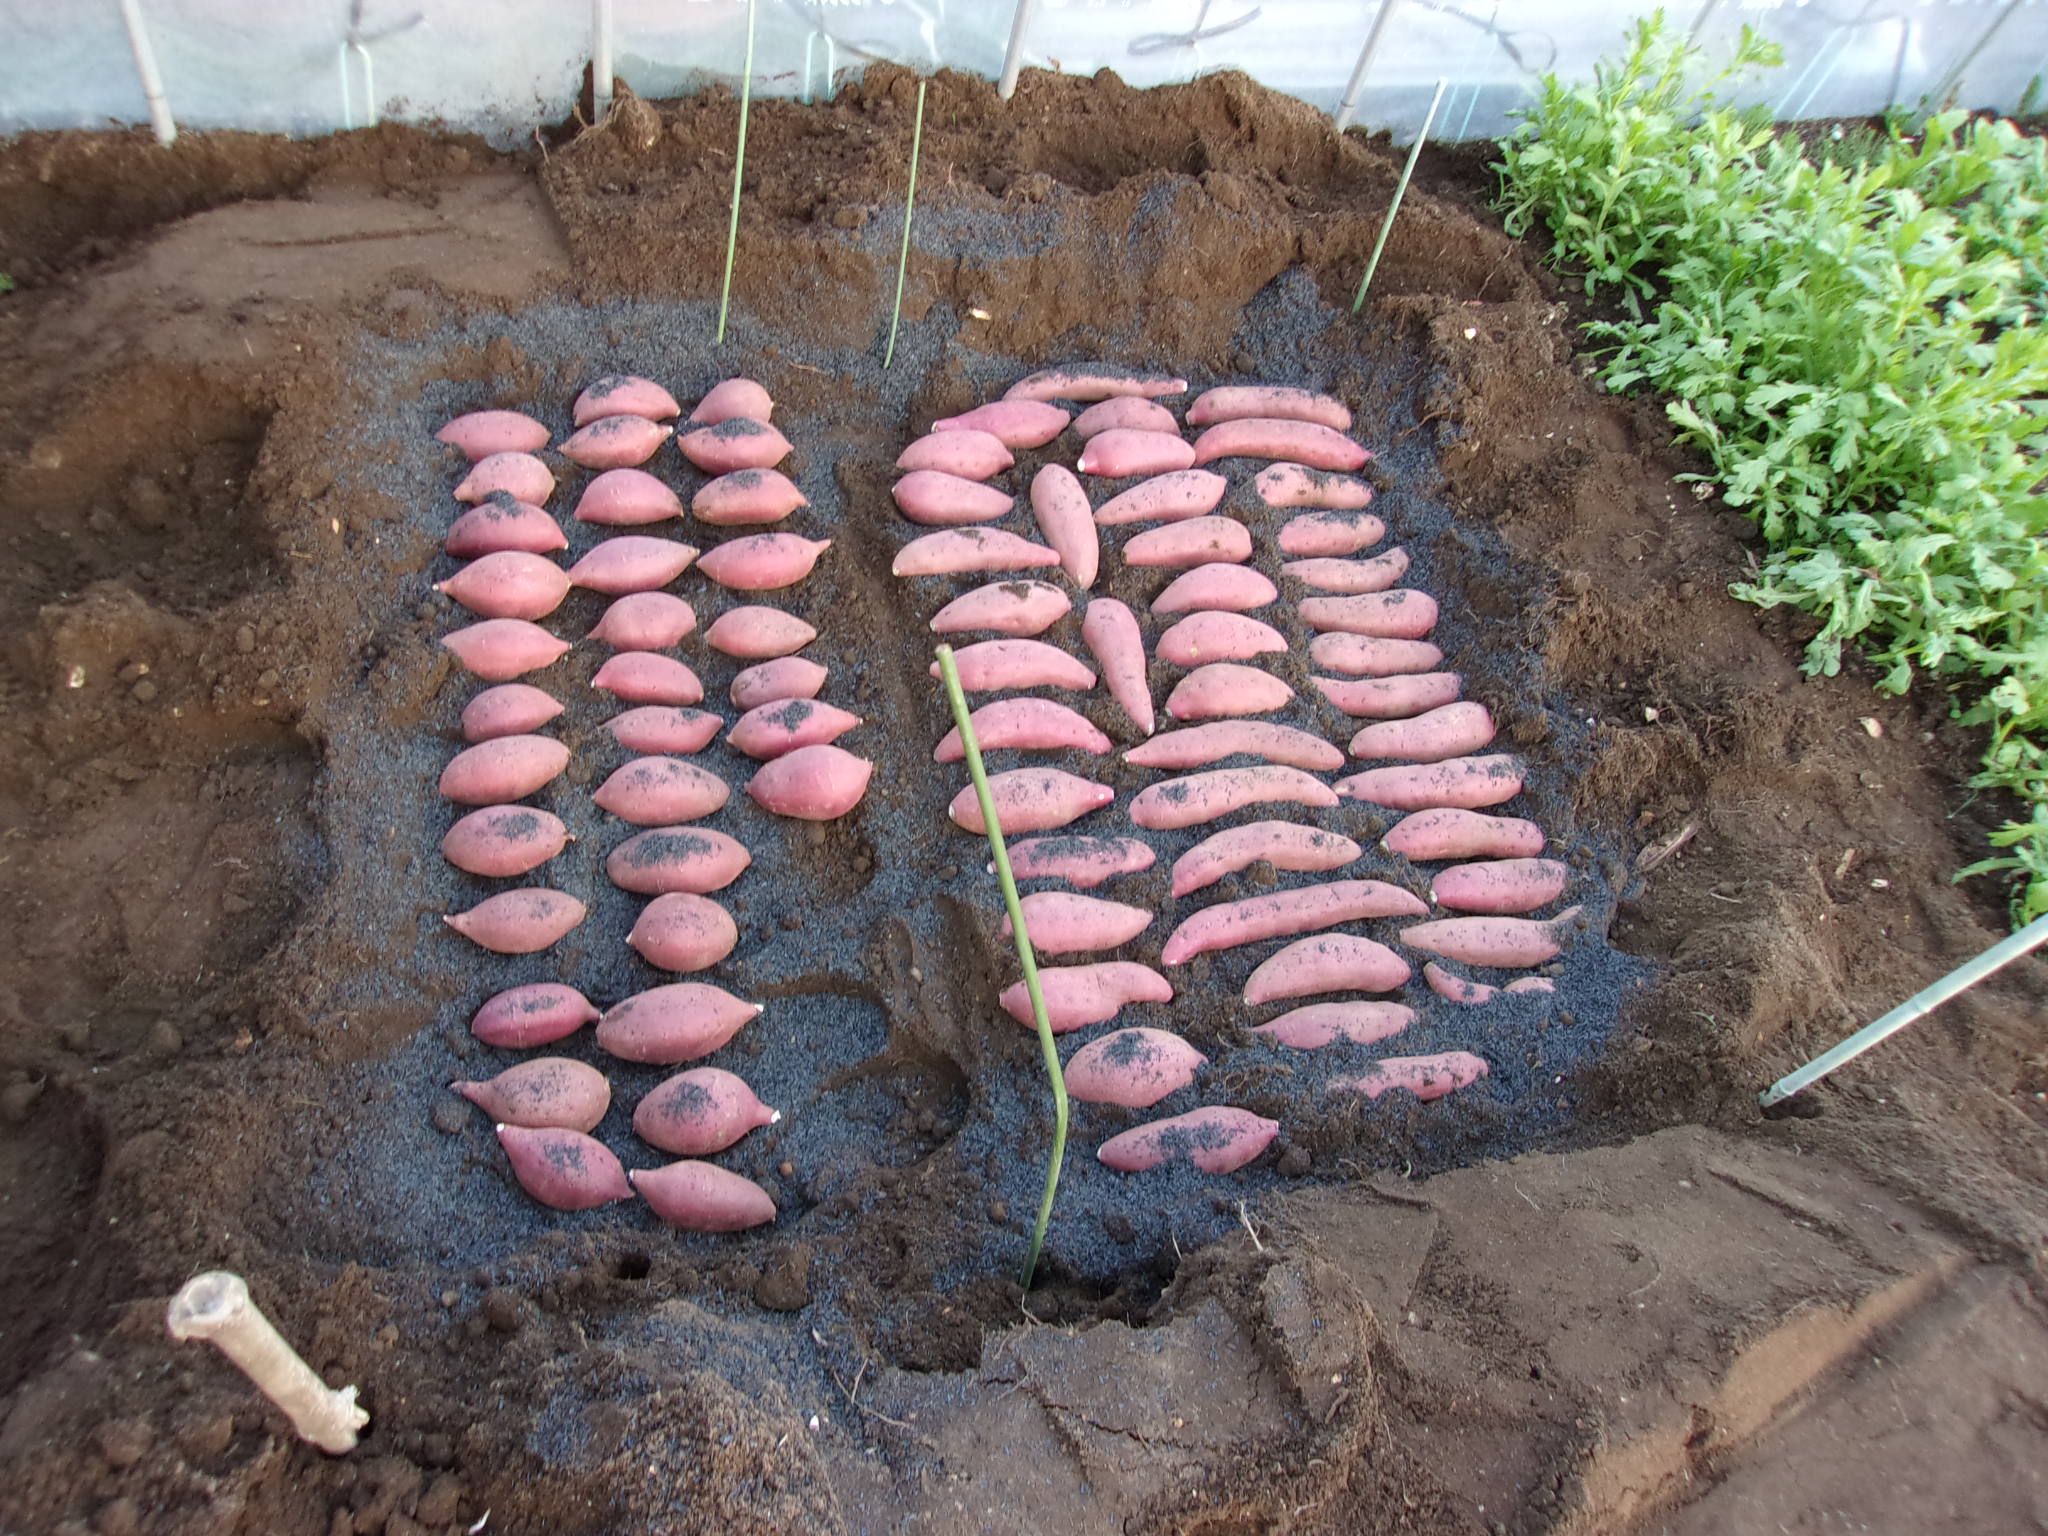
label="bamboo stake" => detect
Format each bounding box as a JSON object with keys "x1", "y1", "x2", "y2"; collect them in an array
[
  {"x1": 934, "y1": 644, "x2": 1068, "y2": 1288},
  {"x1": 1352, "y1": 77, "x2": 1447, "y2": 313},
  {"x1": 716, "y1": 0, "x2": 758, "y2": 346},
  {"x1": 883, "y1": 81, "x2": 928, "y2": 370}
]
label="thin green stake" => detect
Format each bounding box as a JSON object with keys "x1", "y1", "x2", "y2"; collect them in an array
[
  {"x1": 934, "y1": 643, "x2": 1068, "y2": 1290},
  {"x1": 715, "y1": 0, "x2": 759, "y2": 345},
  {"x1": 883, "y1": 80, "x2": 928, "y2": 370},
  {"x1": 1352, "y1": 77, "x2": 1448, "y2": 313}
]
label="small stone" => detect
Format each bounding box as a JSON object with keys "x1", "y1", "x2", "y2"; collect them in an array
[
  {"x1": 430, "y1": 1099, "x2": 469, "y2": 1136},
  {"x1": 131, "y1": 680, "x2": 158, "y2": 703},
  {"x1": 95, "y1": 1418, "x2": 152, "y2": 1470},
  {"x1": 234, "y1": 626, "x2": 256, "y2": 654},
  {"x1": 481, "y1": 1288, "x2": 524, "y2": 1333}
]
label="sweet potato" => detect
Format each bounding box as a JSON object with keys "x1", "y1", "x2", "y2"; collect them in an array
[
  {"x1": 675, "y1": 416, "x2": 792, "y2": 474},
  {"x1": 1398, "y1": 906, "x2": 1583, "y2": 968},
  {"x1": 1076, "y1": 429, "x2": 1197, "y2": 478},
  {"x1": 728, "y1": 697, "x2": 863, "y2": 759},
  {"x1": 444, "y1": 889, "x2": 586, "y2": 954},
  {"x1": 1124, "y1": 721, "x2": 1344, "y2": 772},
  {"x1": 1160, "y1": 879, "x2": 1427, "y2": 964},
  {"x1": 496, "y1": 1126, "x2": 632, "y2": 1210},
  {"x1": 452, "y1": 1058, "x2": 611, "y2": 1132},
  {"x1": 1030, "y1": 463, "x2": 1099, "y2": 588},
  {"x1": 1314, "y1": 672, "x2": 1463, "y2": 720},
  {"x1": 928, "y1": 639, "x2": 1095, "y2": 691},
  {"x1": 574, "y1": 375, "x2": 681, "y2": 425},
  {"x1": 434, "y1": 551, "x2": 570, "y2": 621},
  {"x1": 932, "y1": 399, "x2": 1068, "y2": 448},
  {"x1": 1350, "y1": 702, "x2": 1495, "y2": 763},
  {"x1": 893, "y1": 528, "x2": 1060, "y2": 577},
  {"x1": 896, "y1": 430, "x2": 1015, "y2": 480},
  {"x1": 1335, "y1": 753, "x2": 1525, "y2": 811},
  {"x1": 731, "y1": 656, "x2": 827, "y2": 710},
  {"x1": 439, "y1": 735, "x2": 570, "y2": 804},
  {"x1": 627, "y1": 892, "x2": 738, "y2": 972},
  {"x1": 893, "y1": 469, "x2": 1015, "y2": 525},
  {"x1": 1309, "y1": 634, "x2": 1444, "y2": 676},
  {"x1": 558, "y1": 415, "x2": 673, "y2": 470},
  {"x1": 1124, "y1": 516, "x2": 1252, "y2": 569},
  {"x1": 1171, "y1": 821, "x2": 1361, "y2": 897},
  {"x1": 1334, "y1": 1051, "x2": 1489, "y2": 1102},
  {"x1": 688, "y1": 378, "x2": 774, "y2": 426},
  {"x1": 1151, "y1": 562, "x2": 1279, "y2": 614},
  {"x1": 1259, "y1": 467, "x2": 1375, "y2": 513},
  {"x1": 593, "y1": 757, "x2": 731, "y2": 824},
  {"x1": 1299, "y1": 588, "x2": 1439, "y2": 639},
  {"x1": 630, "y1": 1160, "x2": 777, "y2": 1231},
  {"x1": 933, "y1": 698, "x2": 1111, "y2": 761},
  {"x1": 461, "y1": 682, "x2": 563, "y2": 742},
  {"x1": 604, "y1": 706, "x2": 724, "y2": 756},
  {"x1": 454, "y1": 452, "x2": 555, "y2": 507},
  {"x1": 1283, "y1": 548, "x2": 1410, "y2": 595},
  {"x1": 441, "y1": 805, "x2": 570, "y2": 878},
  {"x1": 746, "y1": 744, "x2": 874, "y2": 820},
  {"x1": 1097, "y1": 1106, "x2": 1278, "y2": 1174},
  {"x1": 442, "y1": 619, "x2": 572, "y2": 681},
  {"x1": 633, "y1": 1067, "x2": 779, "y2": 1155},
  {"x1": 1383, "y1": 808, "x2": 1544, "y2": 861},
  {"x1": 1129, "y1": 765, "x2": 1337, "y2": 830},
  {"x1": 1155, "y1": 611, "x2": 1287, "y2": 666},
  {"x1": 470, "y1": 982, "x2": 599, "y2": 1049},
  {"x1": 692, "y1": 468, "x2": 807, "y2": 526},
  {"x1": 1063, "y1": 1029, "x2": 1206, "y2": 1108},
  {"x1": 1093, "y1": 469, "x2": 1229, "y2": 525},
  {"x1": 1000, "y1": 891, "x2": 1154, "y2": 954},
  {"x1": 565, "y1": 536, "x2": 699, "y2": 595},
  {"x1": 1005, "y1": 366, "x2": 1186, "y2": 402},
  {"x1": 1003, "y1": 835, "x2": 1156, "y2": 889},
  {"x1": 1000, "y1": 961, "x2": 1173, "y2": 1032},
  {"x1": 702, "y1": 606, "x2": 817, "y2": 659},
  {"x1": 1242, "y1": 934, "x2": 1410, "y2": 1003},
  {"x1": 607, "y1": 826, "x2": 752, "y2": 895},
  {"x1": 949, "y1": 768, "x2": 1112, "y2": 834},
  {"x1": 596, "y1": 982, "x2": 762, "y2": 1063},
  {"x1": 437, "y1": 410, "x2": 550, "y2": 460},
  {"x1": 1193, "y1": 419, "x2": 1368, "y2": 471},
  {"x1": 447, "y1": 494, "x2": 568, "y2": 558},
  {"x1": 1166, "y1": 662, "x2": 1293, "y2": 721},
  {"x1": 1252, "y1": 1001, "x2": 1413, "y2": 1049},
  {"x1": 1080, "y1": 598, "x2": 1154, "y2": 736},
  {"x1": 695, "y1": 533, "x2": 831, "y2": 591},
  {"x1": 930, "y1": 579, "x2": 1071, "y2": 636},
  {"x1": 1074, "y1": 397, "x2": 1180, "y2": 437}
]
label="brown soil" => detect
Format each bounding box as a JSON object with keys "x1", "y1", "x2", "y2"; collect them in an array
[{"x1": 0, "y1": 68, "x2": 2042, "y2": 1536}]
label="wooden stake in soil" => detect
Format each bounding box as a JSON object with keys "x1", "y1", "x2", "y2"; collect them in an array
[
  {"x1": 715, "y1": 0, "x2": 759, "y2": 346},
  {"x1": 1351, "y1": 77, "x2": 1447, "y2": 314},
  {"x1": 934, "y1": 644, "x2": 1069, "y2": 1289},
  {"x1": 883, "y1": 80, "x2": 929, "y2": 370}
]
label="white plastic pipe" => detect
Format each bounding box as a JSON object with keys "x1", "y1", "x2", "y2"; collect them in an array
[
  {"x1": 1334, "y1": 0, "x2": 1400, "y2": 133},
  {"x1": 1760, "y1": 913, "x2": 2048, "y2": 1109},
  {"x1": 116, "y1": 0, "x2": 176, "y2": 147},
  {"x1": 593, "y1": 0, "x2": 614, "y2": 124},
  {"x1": 999, "y1": 0, "x2": 1039, "y2": 101},
  {"x1": 167, "y1": 1271, "x2": 369, "y2": 1454}
]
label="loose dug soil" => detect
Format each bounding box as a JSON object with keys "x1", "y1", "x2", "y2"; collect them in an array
[{"x1": 0, "y1": 68, "x2": 2043, "y2": 1536}]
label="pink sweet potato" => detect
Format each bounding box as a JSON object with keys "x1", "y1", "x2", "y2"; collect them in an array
[
  {"x1": 893, "y1": 528, "x2": 1060, "y2": 577},
  {"x1": 1253, "y1": 1002, "x2": 1414, "y2": 1050},
  {"x1": 453, "y1": 1058, "x2": 611, "y2": 1132},
  {"x1": 1151, "y1": 562, "x2": 1278, "y2": 614},
  {"x1": 731, "y1": 656, "x2": 827, "y2": 709},
  {"x1": 461, "y1": 682, "x2": 563, "y2": 742},
  {"x1": 454, "y1": 452, "x2": 555, "y2": 506},
  {"x1": 1300, "y1": 588, "x2": 1439, "y2": 639},
  {"x1": 438, "y1": 410, "x2": 550, "y2": 460},
  {"x1": 702, "y1": 606, "x2": 817, "y2": 659},
  {"x1": 589, "y1": 591, "x2": 697, "y2": 650},
  {"x1": 931, "y1": 579, "x2": 1072, "y2": 636},
  {"x1": 441, "y1": 805, "x2": 571, "y2": 878},
  {"x1": 1258, "y1": 466, "x2": 1375, "y2": 512},
  {"x1": 1243, "y1": 934, "x2": 1410, "y2": 1003},
  {"x1": 1076, "y1": 429, "x2": 1197, "y2": 478},
  {"x1": 497, "y1": 1125, "x2": 632, "y2": 1210},
  {"x1": 1080, "y1": 598, "x2": 1154, "y2": 736},
  {"x1": 675, "y1": 416, "x2": 793, "y2": 474},
  {"x1": 596, "y1": 983, "x2": 762, "y2": 1063},
  {"x1": 1078, "y1": 397, "x2": 1180, "y2": 438},
  {"x1": 1063, "y1": 1028, "x2": 1206, "y2": 1108},
  {"x1": 1166, "y1": 662, "x2": 1293, "y2": 721},
  {"x1": 949, "y1": 768, "x2": 1112, "y2": 834},
  {"x1": 1309, "y1": 635, "x2": 1444, "y2": 676},
  {"x1": 604, "y1": 707, "x2": 724, "y2": 756},
  {"x1": 1171, "y1": 821, "x2": 1361, "y2": 898},
  {"x1": 1124, "y1": 721, "x2": 1344, "y2": 772},
  {"x1": 1124, "y1": 516, "x2": 1252, "y2": 569},
  {"x1": 1129, "y1": 765, "x2": 1337, "y2": 830},
  {"x1": 728, "y1": 697, "x2": 862, "y2": 759},
  {"x1": 607, "y1": 826, "x2": 753, "y2": 895},
  {"x1": 1189, "y1": 386, "x2": 1350, "y2": 432},
  {"x1": 746, "y1": 744, "x2": 874, "y2": 820},
  {"x1": 1314, "y1": 672, "x2": 1463, "y2": 719},
  {"x1": 929, "y1": 639, "x2": 1095, "y2": 691},
  {"x1": 628, "y1": 892, "x2": 738, "y2": 972},
  {"x1": 1399, "y1": 905, "x2": 1583, "y2": 968},
  {"x1": 1350, "y1": 702, "x2": 1495, "y2": 763},
  {"x1": 893, "y1": 469, "x2": 1015, "y2": 525},
  {"x1": 1335, "y1": 753, "x2": 1525, "y2": 811},
  {"x1": 573, "y1": 375, "x2": 681, "y2": 426},
  {"x1": 592, "y1": 653, "x2": 704, "y2": 707},
  {"x1": 1383, "y1": 808, "x2": 1545, "y2": 861},
  {"x1": 1193, "y1": 419, "x2": 1368, "y2": 471},
  {"x1": 688, "y1": 377, "x2": 774, "y2": 426},
  {"x1": 1160, "y1": 879, "x2": 1427, "y2": 965},
  {"x1": 439, "y1": 735, "x2": 571, "y2": 804},
  {"x1": 558, "y1": 415, "x2": 673, "y2": 470},
  {"x1": 1000, "y1": 891, "x2": 1153, "y2": 955},
  {"x1": 445, "y1": 889, "x2": 586, "y2": 954},
  {"x1": 593, "y1": 757, "x2": 731, "y2": 824},
  {"x1": 1003, "y1": 835, "x2": 1156, "y2": 889},
  {"x1": 932, "y1": 399, "x2": 1068, "y2": 448},
  {"x1": 447, "y1": 494, "x2": 568, "y2": 558},
  {"x1": 435, "y1": 551, "x2": 571, "y2": 621},
  {"x1": 442, "y1": 619, "x2": 573, "y2": 680},
  {"x1": 1000, "y1": 961, "x2": 1172, "y2": 1032},
  {"x1": 1334, "y1": 1051, "x2": 1489, "y2": 1102},
  {"x1": 1097, "y1": 1106, "x2": 1277, "y2": 1174},
  {"x1": 1030, "y1": 463, "x2": 1100, "y2": 588},
  {"x1": 696, "y1": 533, "x2": 830, "y2": 591},
  {"x1": 896, "y1": 430, "x2": 1015, "y2": 480},
  {"x1": 1093, "y1": 469, "x2": 1230, "y2": 525},
  {"x1": 1283, "y1": 548, "x2": 1410, "y2": 595},
  {"x1": 1005, "y1": 366, "x2": 1187, "y2": 403},
  {"x1": 574, "y1": 468, "x2": 686, "y2": 527},
  {"x1": 633, "y1": 1067, "x2": 780, "y2": 1155},
  {"x1": 692, "y1": 468, "x2": 807, "y2": 527},
  {"x1": 1155, "y1": 611, "x2": 1287, "y2": 666},
  {"x1": 565, "y1": 536, "x2": 698, "y2": 595},
  {"x1": 470, "y1": 983, "x2": 599, "y2": 1049},
  {"x1": 933, "y1": 697, "x2": 1111, "y2": 761},
  {"x1": 1430, "y1": 858, "x2": 1568, "y2": 914},
  {"x1": 630, "y1": 1160, "x2": 777, "y2": 1231}
]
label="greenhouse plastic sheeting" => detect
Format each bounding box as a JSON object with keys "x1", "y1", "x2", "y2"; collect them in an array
[{"x1": 6, "y1": 0, "x2": 2048, "y2": 144}]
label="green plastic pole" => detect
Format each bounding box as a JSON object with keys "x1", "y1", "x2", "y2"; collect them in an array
[{"x1": 934, "y1": 644, "x2": 1068, "y2": 1288}]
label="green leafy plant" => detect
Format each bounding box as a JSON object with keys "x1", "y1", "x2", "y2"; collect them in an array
[{"x1": 1497, "y1": 11, "x2": 2048, "y2": 924}]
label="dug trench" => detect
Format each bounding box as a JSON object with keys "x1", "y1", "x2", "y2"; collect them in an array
[{"x1": 0, "y1": 67, "x2": 2042, "y2": 1536}]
